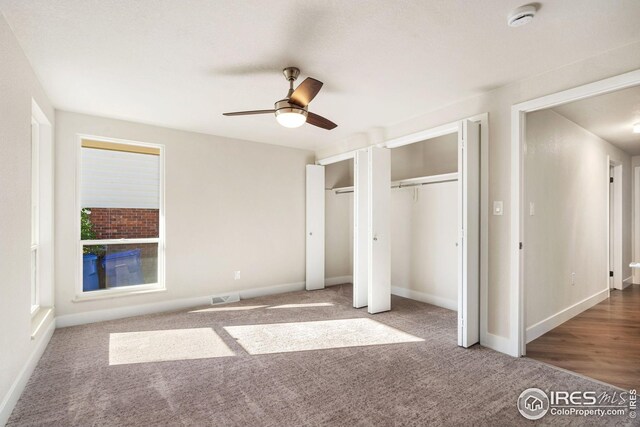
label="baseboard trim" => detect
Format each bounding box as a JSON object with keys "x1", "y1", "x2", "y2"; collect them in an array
[
  {"x1": 390, "y1": 286, "x2": 457, "y2": 311},
  {"x1": 57, "y1": 280, "x2": 307, "y2": 328},
  {"x1": 0, "y1": 318, "x2": 55, "y2": 426},
  {"x1": 481, "y1": 332, "x2": 513, "y2": 355},
  {"x1": 325, "y1": 275, "x2": 353, "y2": 287},
  {"x1": 621, "y1": 276, "x2": 633, "y2": 289},
  {"x1": 525, "y1": 288, "x2": 609, "y2": 344},
  {"x1": 238, "y1": 281, "x2": 305, "y2": 299}
]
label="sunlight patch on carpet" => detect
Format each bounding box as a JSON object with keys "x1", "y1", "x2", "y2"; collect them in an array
[
  {"x1": 224, "y1": 318, "x2": 423, "y2": 355},
  {"x1": 109, "y1": 328, "x2": 234, "y2": 365}
]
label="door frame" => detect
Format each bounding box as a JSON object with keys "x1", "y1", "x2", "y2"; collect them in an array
[
  {"x1": 634, "y1": 167, "x2": 640, "y2": 285},
  {"x1": 510, "y1": 69, "x2": 640, "y2": 357},
  {"x1": 609, "y1": 160, "x2": 623, "y2": 290}
]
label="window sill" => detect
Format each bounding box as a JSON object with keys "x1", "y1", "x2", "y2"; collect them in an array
[
  {"x1": 72, "y1": 286, "x2": 166, "y2": 303},
  {"x1": 31, "y1": 306, "x2": 54, "y2": 340}
]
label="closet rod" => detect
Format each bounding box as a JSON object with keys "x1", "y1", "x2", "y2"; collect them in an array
[{"x1": 333, "y1": 177, "x2": 458, "y2": 194}]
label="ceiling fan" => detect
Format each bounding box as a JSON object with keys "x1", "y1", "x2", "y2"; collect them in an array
[{"x1": 223, "y1": 67, "x2": 337, "y2": 130}]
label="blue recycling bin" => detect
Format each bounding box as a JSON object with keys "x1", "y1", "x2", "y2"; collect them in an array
[
  {"x1": 82, "y1": 254, "x2": 100, "y2": 291},
  {"x1": 102, "y1": 249, "x2": 144, "y2": 287}
]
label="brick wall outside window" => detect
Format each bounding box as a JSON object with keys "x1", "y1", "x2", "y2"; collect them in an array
[{"x1": 87, "y1": 208, "x2": 159, "y2": 239}]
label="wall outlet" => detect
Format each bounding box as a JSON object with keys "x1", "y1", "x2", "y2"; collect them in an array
[
  {"x1": 234, "y1": 271, "x2": 241, "y2": 280},
  {"x1": 571, "y1": 272, "x2": 576, "y2": 286}
]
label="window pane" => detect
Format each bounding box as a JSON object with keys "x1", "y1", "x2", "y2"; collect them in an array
[
  {"x1": 82, "y1": 208, "x2": 159, "y2": 239},
  {"x1": 81, "y1": 146, "x2": 160, "y2": 240},
  {"x1": 82, "y1": 243, "x2": 158, "y2": 292}
]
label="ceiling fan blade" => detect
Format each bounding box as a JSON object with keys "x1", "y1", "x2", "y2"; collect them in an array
[
  {"x1": 289, "y1": 77, "x2": 323, "y2": 107},
  {"x1": 223, "y1": 109, "x2": 275, "y2": 116},
  {"x1": 306, "y1": 112, "x2": 337, "y2": 130}
]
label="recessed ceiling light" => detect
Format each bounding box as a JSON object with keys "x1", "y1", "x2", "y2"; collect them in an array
[
  {"x1": 508, "y1": 5, "x2": 537, "y2": 27},
  {"x1": 634, "y1": 122, "x2": 640, "y2": 134}
]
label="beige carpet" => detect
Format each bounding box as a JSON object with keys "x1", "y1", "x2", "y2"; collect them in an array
[{"x1": 7, "y1": 285, "x2": 632, "y2": 426}]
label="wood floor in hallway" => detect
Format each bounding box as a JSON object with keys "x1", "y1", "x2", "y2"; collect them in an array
[{"x1": 527, "y1": 284, "x2": 640, "y2": 391}]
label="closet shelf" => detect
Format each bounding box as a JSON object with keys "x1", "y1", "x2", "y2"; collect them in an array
[
  {"x1": 392, "y1": 172, "x2": 458, "y2": 188},
  {"x1": 331, "y1": 172, "x2": 458, "y2": 194},
  {"x1": 331, "y1": 185, "x2": 354, "y2": 194}
]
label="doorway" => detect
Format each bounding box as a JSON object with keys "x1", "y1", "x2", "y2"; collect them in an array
[
  {"x1": 514, "y1": 72, "x2": 640, "y2": 389},
  {"x1": 511, "y1": 70, "x2": 640, "y2": 357}
]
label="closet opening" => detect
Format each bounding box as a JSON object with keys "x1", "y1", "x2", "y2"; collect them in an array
[
  {"x1": 390, "y1": 132, "x2": 459, "y2": 314},
  {"x1": 385, "y1": 118, "x2": 481, "y2": 348},
  {"x1": 325, "y1": 158, "x2": 355, "y2": 293}
]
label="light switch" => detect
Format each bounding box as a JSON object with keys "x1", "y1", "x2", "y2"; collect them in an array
[
  {"x1": 529, "y1": 202, "x2": 535, "y2": 216},
  {"x1": 493, "y1": 201, "x2": 503, "y2": 216}
]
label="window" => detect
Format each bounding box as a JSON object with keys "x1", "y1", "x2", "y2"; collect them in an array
[
  {"x1": 31, "y1": 118, "x2": 40, "y2": 313},
  {"x1": 79, "y1": 137, "x2": 164, "y2": 296},
  {"x1": 30, "y1": 99, "x2": 53, "y2": 321}
]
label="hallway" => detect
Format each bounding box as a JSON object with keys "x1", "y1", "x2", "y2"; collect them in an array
[{"x1": 527, "y1": 284, "x2": 640, "y2": 390}]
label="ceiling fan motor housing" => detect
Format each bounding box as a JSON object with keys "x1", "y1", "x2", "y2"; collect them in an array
[{"x1": 274, "y1": 99, "x2": 308, "y2": 118}]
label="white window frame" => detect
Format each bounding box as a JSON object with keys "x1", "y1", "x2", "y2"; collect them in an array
[
  {"x1": 30, "y1": 117, "x2": 40, "y2": 315},
  {"x1": 75, "y1": 134, "x2": 165, "y2": 300}
]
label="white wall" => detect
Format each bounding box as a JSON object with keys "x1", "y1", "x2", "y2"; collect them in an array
[
  {"x1": 0, "y1": 15, "x2": 56, "y2": 425},
  {"x1": 524, "y1": 110, "x2": 631, "y2": 333},
  {"x1": 317, "y1": 41, "x2": 640, "y2": 346},
  {"x1": 390, "y1": 133, "x2": 458, "y2": 181},
  {"x1": 325, "y1": 191, "x2": 353, "y2": 279},
  {"x1": 391, "y1": 183, "x2": 458, "y2": 310},
  {"x1": 55, "y1": 111, "x2": 314, "y2": 319}
]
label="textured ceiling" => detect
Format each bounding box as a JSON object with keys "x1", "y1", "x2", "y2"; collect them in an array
[
  {"x1": 553, "y1": 86, "x2": 640, "y2": 156},
  {"x1": 2, "y1": 0, "x2": 640, "y2": 151}
]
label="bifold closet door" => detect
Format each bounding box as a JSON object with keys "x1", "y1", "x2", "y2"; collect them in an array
[
  {"x1": 306, "y1": 164, "x2": 325, "y2": 290},
  {"x1": 353, "y1": 150, "x2": 368, "y2": 308},
  {"x1": 367, "y1": 147, "x2": 391, "y2": 314},
  {"x1": 458, "y1": 120, "x2": 480, "y2": 347}
]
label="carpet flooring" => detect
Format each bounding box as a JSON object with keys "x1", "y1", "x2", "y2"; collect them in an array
[{"x1": 7, "y1": 285, "x2": 635, "y2": 426}]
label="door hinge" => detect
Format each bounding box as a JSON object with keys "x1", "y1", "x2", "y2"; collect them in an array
[
  {"x1": 519, "y1": 242, "x2": 523, "y2": 250},
  {"x1": 610, "y1": 177, "x2": 614, "y2": 183},
  {"x1": 610, "y1": 271, "x2": 614, "y2": 277}
]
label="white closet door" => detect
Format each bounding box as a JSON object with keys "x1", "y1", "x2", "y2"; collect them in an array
[
  {"x1": 368, "y1": 147, "x2": 391, "y2": 314},
  {"x1": 306, "y1": 164, "x2": 325, "y2": 290},
  {"x1": 458, "y1": 120, "x2": 480, "y2": 347},
  {"x1": 353, "y1": 150, "x2": 368, "y2": 308}
]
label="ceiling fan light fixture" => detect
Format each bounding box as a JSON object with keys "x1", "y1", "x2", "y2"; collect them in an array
[
  {"x1": 276, "y1": 111, "x2": 307, "y2": 128},
  {"x1": 275, "y1": 103, "x2": 308, "y2": 128}
]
